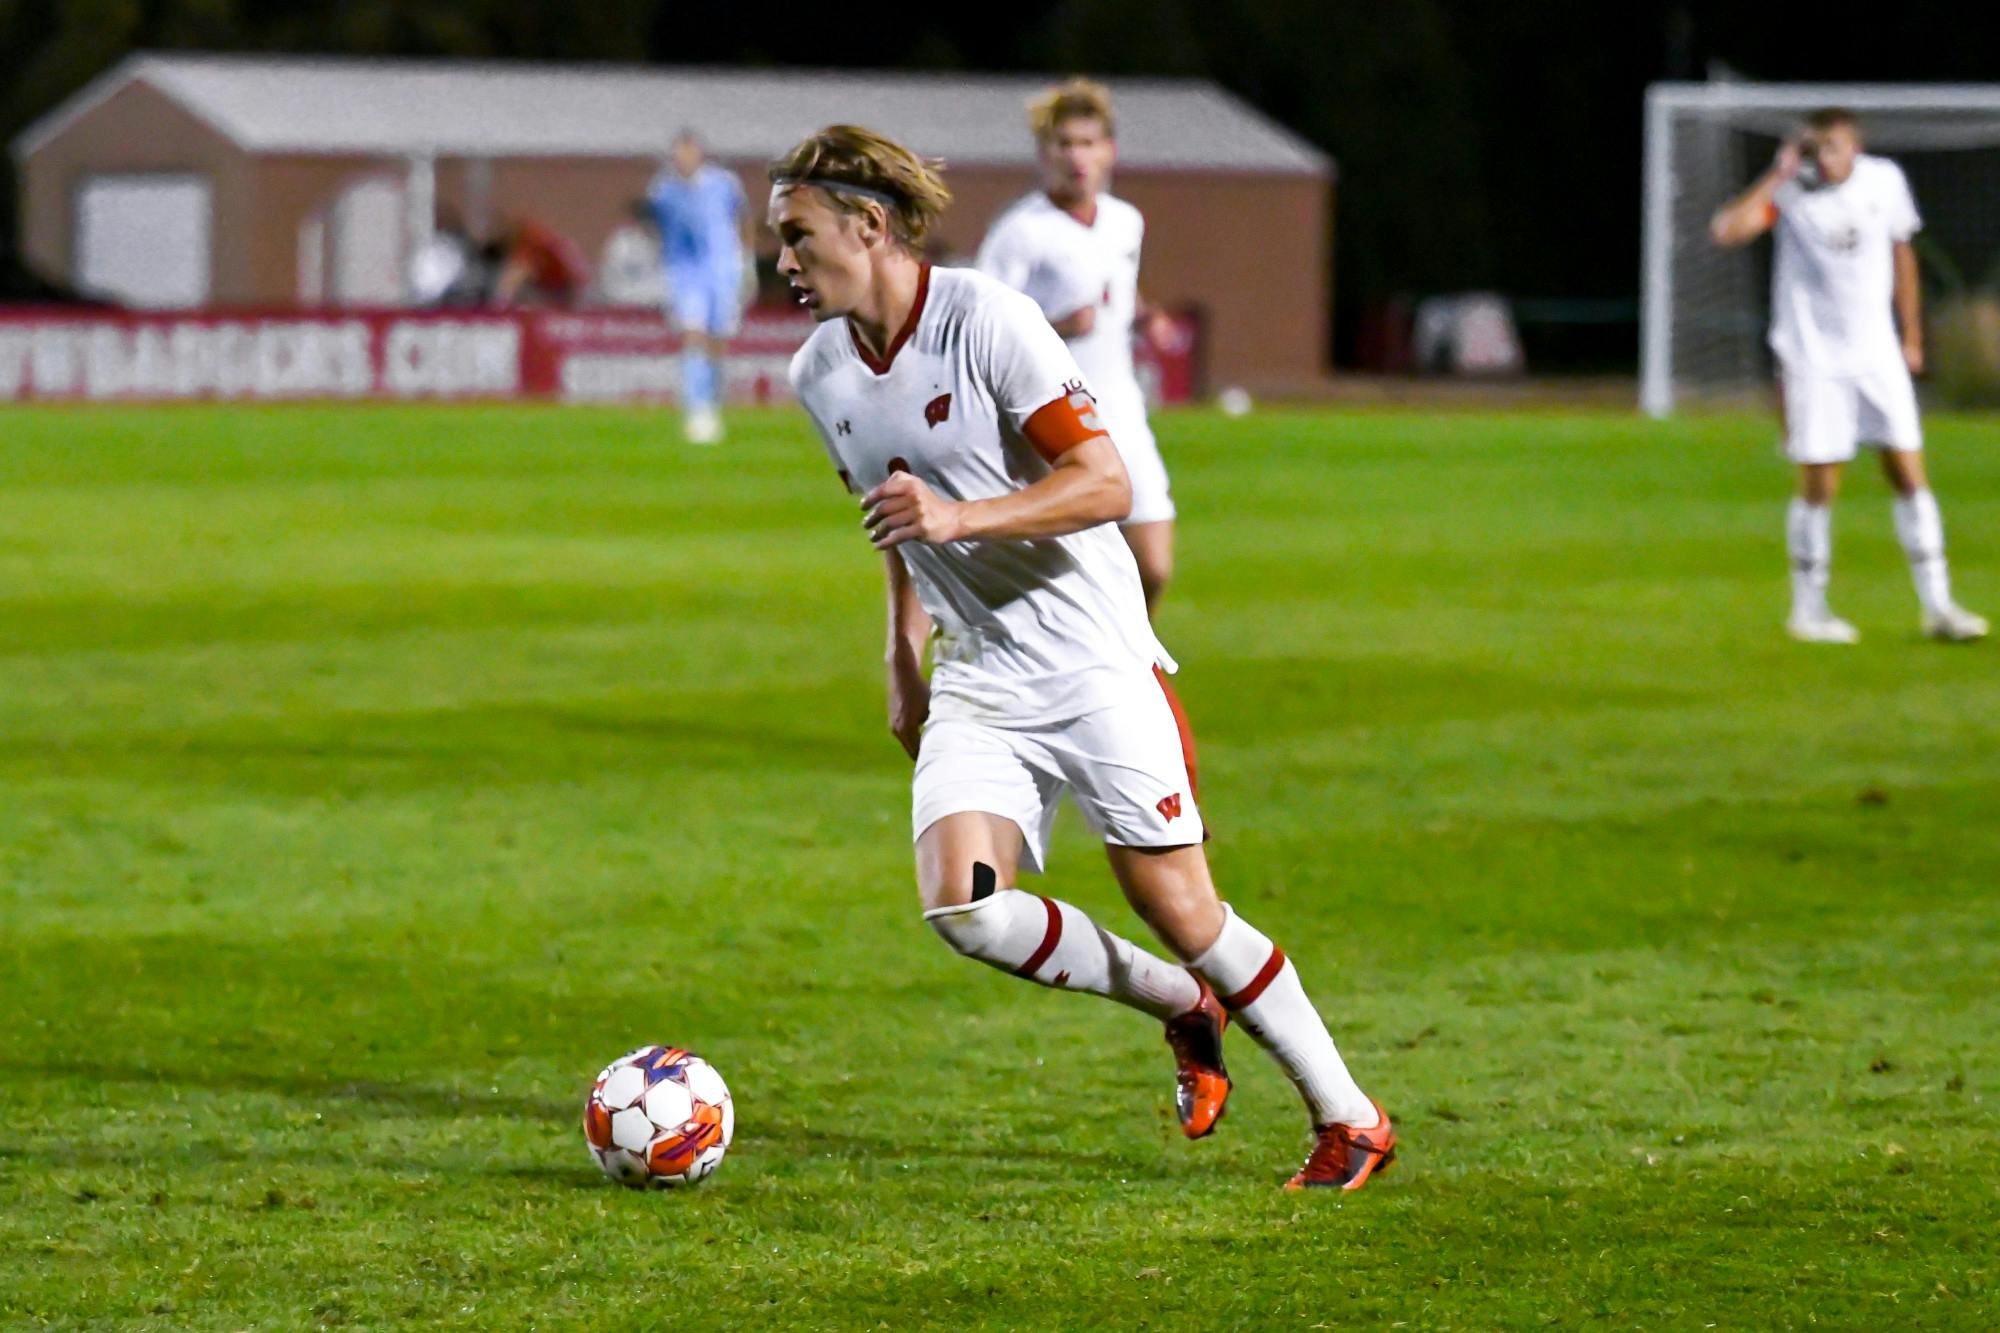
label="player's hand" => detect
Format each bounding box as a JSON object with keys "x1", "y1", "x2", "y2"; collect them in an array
[
  {"x1": 888, "y1": 674, "x2": 929, "y2": 760},
  {"x1": 862, "y1": 472, "x2": 966, "y2": 549},
  {"x1": 1772, "y1": 139, "x2": 1803, "y2": 183},
  {"x1": 1904, "y1": 338, "x2": 1926, "y2": 376},
  {"x1": 887, "y1": 648, "x2": 930, "y2": 759}
]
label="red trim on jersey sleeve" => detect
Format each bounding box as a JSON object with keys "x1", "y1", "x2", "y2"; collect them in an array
[
  {"x1": 1764, "y1": 200, "x2": 1780, "y2": 226},
  {"x1": 849, "y1": 263, "x2": 931, "y2": 376},
  {"x1": 1022, "y1": 387, "x2": 1109, "y2": 463}
]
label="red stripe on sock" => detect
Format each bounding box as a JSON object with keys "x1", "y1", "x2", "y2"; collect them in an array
[
  {"x1": 1218, "y1": 945, "x2": 1286, "y2": 1010},
  {"x1": 1015, "y1": 896, "x2": 1063, "y2": 978}
]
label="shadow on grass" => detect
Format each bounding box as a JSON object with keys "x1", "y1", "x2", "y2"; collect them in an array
[{"x1": 746, "y1": 1118, "x2": 1191, "y2": 1179}]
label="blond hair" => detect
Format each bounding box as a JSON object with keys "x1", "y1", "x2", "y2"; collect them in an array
[
  {"x1": 1028, "y1": 77, "x2": 1115, "y2": 141},
  {"x1": 769, "y1": 125, "x2": 952, "y2": 250}
]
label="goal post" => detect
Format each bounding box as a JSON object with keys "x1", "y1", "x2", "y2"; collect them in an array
[{"x1": 1641, "y1": 82, "x2": 2000, "y2": 417}]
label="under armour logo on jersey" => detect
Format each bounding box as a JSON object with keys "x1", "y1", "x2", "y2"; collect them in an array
[
  {"x1": 1156, "y1": 792, "x2": 1183, "y2": 820},
  {"x1": 924, "y1": 393, "x2": 952, "y2": 428},
  {"x1": 836, "y1": 420, "x2": 852, "y2": 435}
]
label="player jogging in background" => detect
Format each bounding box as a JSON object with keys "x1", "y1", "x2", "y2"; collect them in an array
[
  {"x1": 976, "y1": 79, "x2": 1182, "y2": 613},
  {"x1": 643, "y1": 131, "x2": 753, "y2": 445},
  {"x1": 771, "y1": 124, "x2": 1395, "y2": 1190},
  {"x1": 1711, "y1": 107, "x2": 1987, "y2": 644}
]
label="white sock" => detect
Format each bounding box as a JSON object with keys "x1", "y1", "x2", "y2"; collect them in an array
[
  {"x1": 1892, "y1": 489, "x2": 1953, "y2": 617},
  {"x1": 1188, "y1": 906, "x2": 1374, "y2": 1128},
  {"x1": 1787, "y1": 498, "x2": 1833, "y2": 618},
  {"x1": 925, "y1": 888, "x2": 1202, "y2": 1021}
]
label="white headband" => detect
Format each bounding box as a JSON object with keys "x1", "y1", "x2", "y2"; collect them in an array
[{"x1": 773, "y1": 175, "x2": 902, "y2": 210}]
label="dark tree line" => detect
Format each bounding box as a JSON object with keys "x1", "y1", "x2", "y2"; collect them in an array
[{"x1": 3, "y1": 0, "x2": 1990, "y2": 360}]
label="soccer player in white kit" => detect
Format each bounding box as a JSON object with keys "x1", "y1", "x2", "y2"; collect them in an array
[
  {"x1": 976, "y1": 80, "x2": 1182, "y2": 612},
  {"x1": 770, "y1": 125, "x2": 1395, "y2": 1190},
  {"x1": 1712, "y1": 108, "x2": 1987, "y2": 644}
]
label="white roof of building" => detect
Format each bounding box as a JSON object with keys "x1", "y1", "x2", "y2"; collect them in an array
[{"x1": 15, "y1": 53, "x2": 1333, "y2": 176}]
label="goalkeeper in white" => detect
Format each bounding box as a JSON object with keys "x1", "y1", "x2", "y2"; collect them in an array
[{"x1": 1711, "y1": 107, "x2": 1986, "y2": 643}]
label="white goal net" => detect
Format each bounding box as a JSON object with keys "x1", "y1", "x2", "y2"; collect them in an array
[{"x1": 1641, "y1": 82, "x2": 2000, "y2": 416}]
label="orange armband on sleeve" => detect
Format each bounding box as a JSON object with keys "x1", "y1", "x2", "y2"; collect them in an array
[
  {"x1": 1764, "y1": 201, "x2": 1779, "y2": 226},
  {"x1": 1022, "y1": 386, "x2": 1109, "y2": 463}
]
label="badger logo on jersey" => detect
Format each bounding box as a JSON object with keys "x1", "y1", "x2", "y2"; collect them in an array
[{"x1": 924, "y1": 393, "x2": 952, "y2": 428}]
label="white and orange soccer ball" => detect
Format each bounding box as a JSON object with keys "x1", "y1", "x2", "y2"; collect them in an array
[{"x1": 583, "y1": 1045, "x2": 734, "y2": 1188}]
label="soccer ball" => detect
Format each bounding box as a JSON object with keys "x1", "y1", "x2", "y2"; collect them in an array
[{"x1": 583, "y1": 1045, "x2": 734, "y2": 1188}]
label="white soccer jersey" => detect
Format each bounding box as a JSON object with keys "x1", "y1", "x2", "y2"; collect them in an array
[
  {"x1": 789, "y1": 265, "x2": 1172, "y2": 726},
  {"x1": 976, "y1": 192, "x2": 1149, "y2": 432},
  {"x1": 1770, "y1": 154, "x2": 1922, "y2": 377}
]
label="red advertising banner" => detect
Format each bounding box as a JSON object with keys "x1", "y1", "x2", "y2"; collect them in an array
[
  {"x1": 527, "y1": 309, "x2": 814, "y2": 404},
  {"x1": 0, "y1": 308, "x2": 524, "y2": 402},
  {"x1": 0, "y1": 306, "x2": 1199, "y2": 405}
]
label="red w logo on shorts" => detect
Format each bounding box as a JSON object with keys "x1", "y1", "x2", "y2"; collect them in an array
[
  {"x1": 924, "y1": 393, "x2": 952, "y2": 428},
  {"x1": 1156, "y1": 792, "x2": 1183, "y2": 820}
]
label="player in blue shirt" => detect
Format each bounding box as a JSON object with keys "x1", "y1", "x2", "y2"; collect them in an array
[{"x1": 644, "y1": 131, "x2": 752, "y2": 443}]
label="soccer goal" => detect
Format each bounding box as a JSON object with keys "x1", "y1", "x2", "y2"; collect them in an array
[{"x1": 1641, "y1": 82, "x2": 2000, "y2": 417}]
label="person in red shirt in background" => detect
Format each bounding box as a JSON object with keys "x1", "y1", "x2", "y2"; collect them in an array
[{"x1": 493, "y1": 219, "x2": 589, "y2": 308}]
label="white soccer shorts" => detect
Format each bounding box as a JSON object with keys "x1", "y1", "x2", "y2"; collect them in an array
[
  {"x1": 911, "y1": 675, "x2": 1202, "y2": 873},
  {"x1": 1780, "y1": 362, "x2": 1923, "y2": 464},
  {"x1": 1100, "y1": 401, "x2": 1174, "y2": 526}
]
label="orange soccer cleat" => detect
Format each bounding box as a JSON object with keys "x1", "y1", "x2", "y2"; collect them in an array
[
  {"x1": 1284, "y1": 1100, "x2": 1397, "y2": 1191},
  {"x1": 1163, "y1": 979, "x2": 1232, "y2": 1139}
]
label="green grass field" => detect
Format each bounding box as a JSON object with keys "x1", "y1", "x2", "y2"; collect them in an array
[{"x1": 2, "y1": 403, "x2": 1996, "y2": 1329}]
